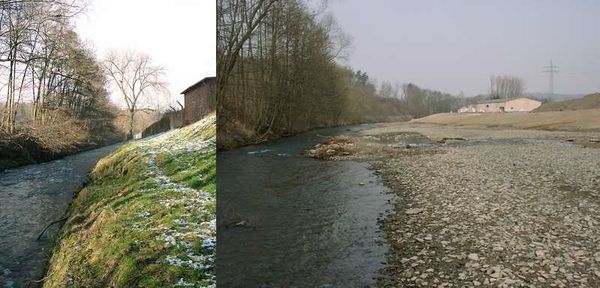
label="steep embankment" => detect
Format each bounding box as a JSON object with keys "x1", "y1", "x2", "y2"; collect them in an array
[
  {"x1": 412, "y1": 109, "x2": 600, "y2": 132},
  {"x1": 0, "y1": 132, "x2": 57, "y2": 171},
  {"x1": 0, "y1": 120, "x2": 121, "y2": 171},
  {"x1": 43, "y1": 115, "x2": 216, "y2": 287},
  {"x1": 534, "y1": 93, "x2": 600, "y2": 112}
]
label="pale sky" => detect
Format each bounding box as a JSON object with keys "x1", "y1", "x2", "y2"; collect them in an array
[
  {"x1": 75, "y1": 0, "x2": 216, "y2": 109},
  {"x1": 327, "y1": 0, "x2": 600, "y2": 96}
]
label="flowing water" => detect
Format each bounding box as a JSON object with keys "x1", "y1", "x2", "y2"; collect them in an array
[
  {"x1": 217, "y1": 125, "x2": 394, "y2": 287},
  {"x1": 0, "y1": 144, "x2": 119, "y2": 288}
]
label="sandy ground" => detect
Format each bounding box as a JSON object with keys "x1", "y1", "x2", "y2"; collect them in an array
[
  {"x1": 412, "y1": 109, "x2": 600, "y2": 132},
  {"x1": 307, "y1": 122, "x2": 600, "y2": 287}
]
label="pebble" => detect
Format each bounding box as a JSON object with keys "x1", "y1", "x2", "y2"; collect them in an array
[
  {"x1": 467, "y1": 253, "x2": 479, "y2": 261},
  {"x1": 535, "y1": 250, "x2": 545, "y2": 258},
  {"x1": 343, "y1": 125, "x2": 600, "y2": 287},
  {"x1": 405, "y1": 208, "x2": 424, "y2": 215}
]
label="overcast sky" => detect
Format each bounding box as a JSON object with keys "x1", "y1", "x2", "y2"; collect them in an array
[
  {"x1": 327, "y1": 0, "x2": 600, "y2": 96},
  {"x1": 75, "y1": 0, "x2": 215, "y2": 108}
]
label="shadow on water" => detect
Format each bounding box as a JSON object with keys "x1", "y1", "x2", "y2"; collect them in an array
[
  {"x1": 217, "y1": 124, "x2": 395, "y2": 287},
  {"x1": 0, "y1": 144, "x2": 120, "y2": 288}
]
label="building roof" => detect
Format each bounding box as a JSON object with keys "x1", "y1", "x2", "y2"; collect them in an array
[
  {"x1": 181, "y1": 76, "x2": 216, "y2": 94},
  {"x1": 475, "y1": 97, "x2": 539, "y2": 104}
]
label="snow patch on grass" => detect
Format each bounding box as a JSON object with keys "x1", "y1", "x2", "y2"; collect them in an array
[{"x1": 44, "y1": 115, "x2": 216, "y2": 287}]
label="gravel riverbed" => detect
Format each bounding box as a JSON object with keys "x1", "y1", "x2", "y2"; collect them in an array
[{"x1": 308, "y1": 123, "x2": 600, "y2": 287}]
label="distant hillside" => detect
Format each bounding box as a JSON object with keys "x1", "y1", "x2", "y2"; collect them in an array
[
  {"x1": 525, "y1": 92, "x2": 584, "y2": 102},
  {"x1": 533, "y1": 93, "x2": 600, "y2": 112}
]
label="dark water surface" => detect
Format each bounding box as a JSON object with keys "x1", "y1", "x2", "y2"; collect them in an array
[
  {"x1": 0, "y1": 144, "x2": 119, "y2": 288},
  {"x1": 217, "y1": 125, "x2": 394, "y2": 287}
]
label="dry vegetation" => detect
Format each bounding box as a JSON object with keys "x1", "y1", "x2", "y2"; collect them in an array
[
  {"x1": 0, "y1": 106, "x2": 165, "y2": 171},
  {"x1": 305, "y1": 136, "x2": 357, "y2": 160},
  {"x1": 0, "y1": 109, "x2": 122, "y2": 170}
]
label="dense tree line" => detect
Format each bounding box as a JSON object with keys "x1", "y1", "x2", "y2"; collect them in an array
[
  {"x1": 401, "y1": 83, "x2": 464, "y2": 118},
  {"x1": 217, "y1": 0, "x2": 405, "y2": 148},
  {"x1": 0, "y1": 0, "x2": 117, "y2": 141},
  {"x1": 343, "y1": 69, "x2": 408, "y2": 121}
]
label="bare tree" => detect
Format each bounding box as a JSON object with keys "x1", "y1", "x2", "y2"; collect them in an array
[
  {"x1": 320, "y1": 13, "x2": 352, "y2": 62},
  {"x1": 489, "y1": 75, "x2": 525, "y2": 99},
  {"x1": 216, "y1": 0, "x2": 277, "y2": 100},
  {"x1": 217, "y1": 0, "x2": 406, "y2": 149},
  {"x1": 103, "y1": 50, "x2": 166, "y2": 139},
  {"x1": 0, "y1": 0, "x2": 94, "y2": 133}
]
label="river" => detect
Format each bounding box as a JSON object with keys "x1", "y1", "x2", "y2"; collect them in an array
[
  {"x1": 217, "y1": 125, "x2": 394, "y2": 287},
  {"x1": 0, "y1": 144, "x2": 119, "y2": 288}
]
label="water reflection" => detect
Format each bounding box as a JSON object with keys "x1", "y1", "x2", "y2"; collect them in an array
[{"x1": 217, "y1": 126, "x2": 393, "y2": 287}]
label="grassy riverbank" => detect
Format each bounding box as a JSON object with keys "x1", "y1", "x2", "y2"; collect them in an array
[{"x1": 43, "y1": 115, "x2": 216, "y2": 287}]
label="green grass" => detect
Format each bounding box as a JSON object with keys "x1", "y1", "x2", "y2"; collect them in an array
[{"x1": 43, "y1": 115, "x2": 216, "y2": 288}]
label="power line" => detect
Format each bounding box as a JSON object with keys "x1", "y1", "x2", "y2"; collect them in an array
[{"x1": 542, "y1": 60, "x2": 559, "y2": 96}]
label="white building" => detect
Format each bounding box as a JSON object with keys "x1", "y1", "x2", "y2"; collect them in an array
[{"x1": 458, "y1": 97, "x2": 542, "y2": 113}]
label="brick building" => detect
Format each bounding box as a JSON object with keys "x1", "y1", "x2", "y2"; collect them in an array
[{"x1": 181, "y1": 76, "x2": 216, "y2": 125}]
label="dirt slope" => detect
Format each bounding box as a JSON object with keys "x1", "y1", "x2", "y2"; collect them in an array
[
  {"x1": 534, "y1": 93, "x2": 600, "y2": 112},
  {"x1": 412, "y1": 109, "x2": 600, "y2": 132}
]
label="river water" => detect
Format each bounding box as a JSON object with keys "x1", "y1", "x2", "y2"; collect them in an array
[
  {"x1": 217, "y1": 125, "x2": 394, "y2": 287},
  {"x1": 0, "y1": 144, "x2": 119, "y2": 288}
]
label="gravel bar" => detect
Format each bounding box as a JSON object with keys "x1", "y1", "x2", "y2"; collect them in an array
[{"x1": 309, "y1": 123, "x2": 600, "y2": 287}]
